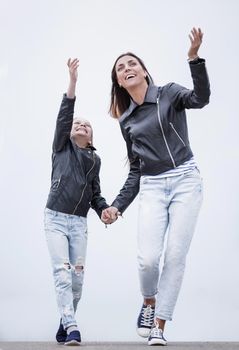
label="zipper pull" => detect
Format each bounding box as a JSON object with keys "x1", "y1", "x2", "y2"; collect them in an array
[{"x1": 57, "y1": 177, "x2": 61, "y2": 188}]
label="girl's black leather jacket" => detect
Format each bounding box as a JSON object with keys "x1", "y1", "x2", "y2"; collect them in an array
[
  {"x1": 46, "y1": 95, "x2": 108, "y2": 217},
  {"x1": 112, "y1": 58, "x2": 210, "y2": 213}
]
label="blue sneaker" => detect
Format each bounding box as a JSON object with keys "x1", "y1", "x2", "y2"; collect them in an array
[
  {"x1": 56, "y1": 320, "x2": 67, "y2": 344},
  {"x1": 137, "y1": 304, "x2": 155, "y2": 337},
  {"x1": 148, "y1": 323, "x2": 167, "y2": 346},
  {"x1": 64, "y1": 330, "x2": 81, "y2": 346}
]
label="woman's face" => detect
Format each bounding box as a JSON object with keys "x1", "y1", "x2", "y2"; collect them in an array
[{"x1": 115, "y1": 55, "x2": 147, "y2": 90}]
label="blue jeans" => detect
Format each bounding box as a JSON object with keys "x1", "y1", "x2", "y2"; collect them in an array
[
  {"x1": 44, "y1": 208, "x2": 88, "y2": 329},
  {"x1": 137, "y1": 168, "x2": 203, "y2": 321}
]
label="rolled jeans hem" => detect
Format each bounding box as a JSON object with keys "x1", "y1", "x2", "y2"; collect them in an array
[
  {"x1": 155, "y1": 314, "x2": 172, "y2": 321},
  {"x1": 64, "y1": 322, "x2": 78, "y2": 329},
  {"x1": 142, "y1": 292, "x2": 158, "y2": 299}
]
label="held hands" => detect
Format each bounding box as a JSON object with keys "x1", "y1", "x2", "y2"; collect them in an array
[
  {"x1": 101, "y1": 206, "x2": 121, "y2": 225},
  {"x1": 67, "y1": 58, "x2": 79, "y2": 83},
  {"x1": 188, "y1": 27, "x2": 203, "y2": 60}
]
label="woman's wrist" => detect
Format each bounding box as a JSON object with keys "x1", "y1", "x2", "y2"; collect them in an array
[{"x1": 187, "y1": 55, "x2": 199, "y2": 62}]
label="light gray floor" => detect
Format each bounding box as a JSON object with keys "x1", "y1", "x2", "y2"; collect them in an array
[{"x1": 0, "y1": 343, "x2": 239, "y2": 350}]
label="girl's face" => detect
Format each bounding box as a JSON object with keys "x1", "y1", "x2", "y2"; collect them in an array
[
  {"x1": 115, "y1": 55, "x2": 147, "y2": 90},
  {"x1": 71, "y1": 119, "x2": 93, "y2": 145}
]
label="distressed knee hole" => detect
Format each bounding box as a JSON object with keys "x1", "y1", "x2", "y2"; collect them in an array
[
  {"x1": 75, "y1": 265, "x2": 84, "y2": 276},
  {"x1": 63, "y1": 262, "x2": 71, "y2": 270},
  {"x1": 75, "y1": 265, "x2": 83, "y2": 271}
]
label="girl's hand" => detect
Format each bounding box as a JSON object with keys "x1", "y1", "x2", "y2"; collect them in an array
[
  {"x1": 101, "y1": 207, "x2": 121, "y2": 224},
  {"x1": 67, "y1": 58, "x2": 79, "y2": 83},
  {"x1": 188, "y1": 27, "x2": 203, "y2": 60}
]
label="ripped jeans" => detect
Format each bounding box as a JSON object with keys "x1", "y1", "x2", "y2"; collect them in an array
[{"x1": 44, "y1": 208, "x2": 88, "y2": 329}]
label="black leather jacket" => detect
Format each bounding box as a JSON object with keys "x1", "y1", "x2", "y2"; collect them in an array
[
  {"x1": 46, "y1": 94, "x2": 108, "y2": 217},
  {"x1": 112, "y1": 58, "x2": 210, "y2": 213}
]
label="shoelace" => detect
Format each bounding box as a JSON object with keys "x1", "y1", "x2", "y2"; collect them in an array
[
  {"x1": 140, "y1": 305, "x2": 154, "y2": 327},
  {"x1": 151, "y1": 325, "x2": 163, "y2": 338}
]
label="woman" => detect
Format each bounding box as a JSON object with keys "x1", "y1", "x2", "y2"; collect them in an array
[
  {"x1": 44, "y1": 58, "x2": 108, "y2": 345},
  {"x1": 102, "y1": 28, "x2": 210, "y2": 346}
]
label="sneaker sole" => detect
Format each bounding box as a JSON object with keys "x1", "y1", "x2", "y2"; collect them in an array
[
  {"x1": 137, "y1": 327, "x2": 151, "y2": 338},
  {"x1": 64, "y1": 340, "x2": 81, "y2": 346},
  {"x1": 148, "y1": 338, "x2": 167, "y2": 346}
]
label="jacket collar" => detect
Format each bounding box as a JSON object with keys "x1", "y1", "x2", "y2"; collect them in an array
[
  {"x1": 72, "y1": 141, "x2": 96, "y2": 151},
  {"x1": 144, "y1": 83, "x2": 159, "y2": 103},
  {"x1": 119, "y1": 84, "x2": 159, "y2": 122}
]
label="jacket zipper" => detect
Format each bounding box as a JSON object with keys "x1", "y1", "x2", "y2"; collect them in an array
[
  {"x1": 169, "y1": 122, "x2": 186, "y2": 147},
  {"x1": 72, "y1": 153, "x2": 96, "y2": 215},
  {"x1": 57, "y1": 176, "x2": 61, "y2": 189},
  {"x1": 156, "y1": 97, "x2": 176, "y2": 168}
]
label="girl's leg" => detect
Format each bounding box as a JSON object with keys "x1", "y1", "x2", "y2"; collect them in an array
[
  {"x1": 44, "y1": 209, "x2": 76, "y2": 330},
  {"x1": 68, "y1": 215, "x2": 88, "y2": 313}
]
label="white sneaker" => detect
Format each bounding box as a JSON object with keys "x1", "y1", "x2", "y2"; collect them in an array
[{"x1": 148, "y1": 323, "x2": 167, "y2": 346}]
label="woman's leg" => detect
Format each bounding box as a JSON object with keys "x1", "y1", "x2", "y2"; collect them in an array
[
  {"x1": 137, "y1": 176, "x2": 169, "y2": 335},
  {"x1": 155, "y1": 169, "x2": 203, "y2": 322}
]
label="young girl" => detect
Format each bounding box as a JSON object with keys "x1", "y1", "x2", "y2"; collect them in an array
[{"x1": 44, "y1": 58, "x2": 108, "y2": 346}]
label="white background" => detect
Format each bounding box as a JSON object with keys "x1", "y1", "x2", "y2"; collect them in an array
[{"x1": 1, "y1": 0, "x2": 239, "y2": 342}]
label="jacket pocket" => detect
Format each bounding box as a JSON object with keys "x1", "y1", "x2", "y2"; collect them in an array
[{"x1": 169, "y1": 122, "x2": 186, "y2": 147}]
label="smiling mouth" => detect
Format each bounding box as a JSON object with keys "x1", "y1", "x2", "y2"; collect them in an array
[
  {"x1": 125, "y1": 74, "x2": 136, "y2": 80},
  {"x1": 76, "y1": 127, "x2": 87, "y2": 133}
]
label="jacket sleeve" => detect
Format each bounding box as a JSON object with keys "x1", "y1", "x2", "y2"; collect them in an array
[
  {"x1": 90, "y1": 158, "x2": 109, "y2": 218},
  {"x1": 111, "y1": 123, "x2": 141, "y2": 213},
  {"x1": 167, "y1": 58, "x2": 211, "y2": 110},
  {"x1": 52, "y1": 94, "x2": 76, "y2": 152}
]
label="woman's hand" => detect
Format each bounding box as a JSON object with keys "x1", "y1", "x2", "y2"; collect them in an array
[
  {"x1": 101, "y1": 207, "x2": 121, "y2": 225},
  {"x1": 188, "y1": 27, "x2": 203, "y2": 60}
]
